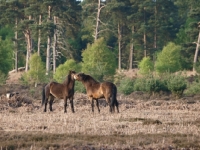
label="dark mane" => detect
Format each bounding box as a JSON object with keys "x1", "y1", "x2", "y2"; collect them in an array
[
  {"x1": 63, "y1": 70, "x2": 76, "y2": 85},
  {"x1": 83, "y1": 74, "x2": 98, "y2": 83}
]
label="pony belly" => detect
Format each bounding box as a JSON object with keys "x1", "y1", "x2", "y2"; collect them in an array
[
  {"x1": 50, "y1": 90, "x2": 63, "y2": 99},
  {"x1": 92, "y1": 93, "x2": 104, "y2": 99}
]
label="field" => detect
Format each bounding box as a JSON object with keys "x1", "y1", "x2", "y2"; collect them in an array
[{"x1": 1, "y1": 83, "x2": 200, "y2": 150}]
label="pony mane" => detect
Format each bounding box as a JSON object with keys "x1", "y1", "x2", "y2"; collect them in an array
[
  {"x1": 83, "y1": 74, "x2": 98, "y2": 83},
  {"x1": 63, "y1": 70, "x2": 75, "y2": 85}
]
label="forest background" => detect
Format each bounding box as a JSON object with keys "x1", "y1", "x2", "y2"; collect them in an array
[{"x1": 0, "y1": 0, "x2": 200, "y2": 96}]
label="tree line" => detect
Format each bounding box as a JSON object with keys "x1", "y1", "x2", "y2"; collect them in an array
[{"x1": 0, "y1": 0, "x2": 200, "y2": 82}]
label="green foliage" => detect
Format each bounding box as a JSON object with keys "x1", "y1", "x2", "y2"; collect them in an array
[
  {"x1": 138, "y1": 57, "x2": 154, "y2": 75},
  {"x1": 155, "y1": 42, "x2": 182, "y2": 73},
  {"x1": 0, "y1": 37, "x2": 13, "y2": 75},
  {"x1": 20, "y1": 53, "x2": 45, "y2": 86},
  {"x1": 0, "y1": 71, "x2": 7, "y2": 85},
  {"x1": 75, "y1": 81, "x2": 86, "y2": 93},
  {"x1": 185, "y1": 81, "x2": 200, "y2": 95},
  {"x1": 81, "y1": 38, "x2": 117, "y2": 81},
  {"x1": 167, "y1": 73, "x2": 187, "y2": 98},
  {"x1": 54, "y1": 59, "x2": 81, "y2": 83},
  {"x1": 118, "y1": 77, "x2": 135, "y2": 95},
  {"x1": 134, "y1": 75, "x2": 168, "y2": 94}
]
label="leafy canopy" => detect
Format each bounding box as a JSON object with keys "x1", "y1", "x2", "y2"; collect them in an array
[
  {"x1": 138, "y1": 57, "x2": 154, "y2": 75},
  {"x1": 155, "y1": 42, "x2": 182, "y2": 73},
  {"x1": 0, "y1": 37, "x2": 13, "y2": 75},
  {"x1": 21, "y1": 53, "x2": 45, "y2": 86},
  {"x1": 81, "y1": 38, "x2": 117, "y2": 81},
  {"x1": 54, "y1": 59, "x2": 81, "y2": 83}
]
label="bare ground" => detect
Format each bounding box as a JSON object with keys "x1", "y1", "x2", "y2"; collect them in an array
[{"x1": 1, "y1": 84, "x2": 200, "y2": 149}]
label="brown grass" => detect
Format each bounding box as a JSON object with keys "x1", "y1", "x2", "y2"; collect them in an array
[{"x1": 1, "y1": 92, "x2": 200, "y2": 149}]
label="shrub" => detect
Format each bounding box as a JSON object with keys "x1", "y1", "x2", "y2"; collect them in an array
[
  {"x1": 118, "y1": 77, "x2": 135, "y2": 95},
  {"x1": 75, "y1": 81, "x2": 86, "y2": 93},
  {"x1": 20, "y1": 53, "x2": 45, "y2": 86},
  {"x1": 81, "y1": 38, "x2": 117, "y2": 81},
  {"x1": 184, "y1": 81, "x2": 200, "y2": 95},
  {"x1": 155, "y1": 42, "x2": 182, "y2": 73},
  {"x1": 134, "y1": 75, "x2": 169, "y2": 95},
  {"x1": 134, "y1": 77, "x2": 148, "y2": 92},
  {"x1": 54, "y1": 59, "x2": 81, "y2": 83},
  {"x1": 138, "y1": 57, "x2": 154, "y2": 75},
  {"x1": 0, "y1": 71, "x2": 7, "y2": 85},
  {"x1": 166, "y1": 73, "x2": 187, "y2": 98}
]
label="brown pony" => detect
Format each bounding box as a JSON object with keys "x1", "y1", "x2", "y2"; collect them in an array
[
  {"x1": 42, "y1": 70, "x2": 76, "y2": 113},
  {"x1": 74, "y1": 72, "x2": 119, "y2": 113}
]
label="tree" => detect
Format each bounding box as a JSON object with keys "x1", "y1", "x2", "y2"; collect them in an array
[
  {"x1": 0, "y1": 37, "x2": 13, "y2": 75},
  {"x1": 138, "y1": 56, "x2": 154, "y2": 75},
  {"x1": 81, "y1": 38, "x2": 117, "y2": 81},
  {"x1": 155, "y1": 42, "x2": 181, "y2": 73},
  {"x1": 106, "y1": 0, "x2": 131, "y2": 70},
  {"x1": 23, "y1": 53, "x2": 45, "y2": 87},
  {"x1": 175, "y1": 0, "x2": 200, "y2": 70},
  {"x1": 53, "y1": 59, "x2": 81, "y2": 83}
]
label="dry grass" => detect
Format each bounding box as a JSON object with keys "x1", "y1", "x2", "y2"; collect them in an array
[{"x1": 1, "y1": 92, "x2": 200, "y2": 149}]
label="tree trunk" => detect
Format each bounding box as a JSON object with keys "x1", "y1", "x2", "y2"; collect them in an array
[
  {"x1": 129, "y1": 26, "x2": 134, "y2": 70},
  {"x1": 53, "y1": 16, "x2": 57, "y2": 74},
  {"x1": 14, "y1": 18, "x2": 18, "y2": 72},
  {"x1": 25, "y1": 31, "x2": 32, "y2": 72},
  {"x1": 46, "y1": 6, "x2": 52, "y2": 75},
  {"x1": 118, "y1": 22, "x2": 122, "y2": 70},
  {"x1": 46, "y1": 36, "x2": 51, "y2": 75},
  {"x1": 154, "y1": 4, "x2": 157, "y2": 50},
  {"x1": 144, "y1": 7, "x2": 147, "y2": 57},
  {"x1": 25, "y1": 16, "x2": 32, "y2": 72},
  {"x1": 193, "y1": 30, "x2": 200, "y2": 72},
  {"x1": 38, "y1": 15, "x2": 42, "y2": 56},
  {"x1": 94, "y1": 0, "x2": 101, "y2": 41}
]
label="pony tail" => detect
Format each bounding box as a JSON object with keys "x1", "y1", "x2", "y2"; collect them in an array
[
  {"x1": 42, "y1": 85, "x2": 46, "y2": 106},
  {"x1": 111, "y1": 85, "x2": 117, "y2": 110},
  {"x1": 111, "y1": 84, "x2": 119, "y2": 113}
]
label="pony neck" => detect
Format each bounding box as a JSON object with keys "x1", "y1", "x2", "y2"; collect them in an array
[
  {"x1": 63, "y1": 74, "x2": 73, "y2": 85},
  {"x1": 83, "y1": 75, "x2": 99, "y2": 86}
]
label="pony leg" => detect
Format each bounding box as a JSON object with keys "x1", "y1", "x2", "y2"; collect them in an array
[
  {"x1": 115, "y1": 100, "x2": 119, "y2": 113},
  {"x1": 90, "y1": 98, "x2": 94, "y2": 112},
  {"x1": 49, "y1": 96, "x2": 54, "y2": 111},
  {"x1": 69, "y1": 97, "x2": 75, "y2": 113},
  {"x1": 96, "y1": 99, "x2": 100, "y2": 113},
  {"x1": 64, "y1": 97, "x2": 67, "y2": 113},
  {"x1": 44, "y1": 96, "x2": 48, "y2": 112},
  {"x1": 44, "y1": 100, "x2": 47, "y2": 112},
  {"x1": 106, "y1": 97, "x2": 113, "y2": 113}
]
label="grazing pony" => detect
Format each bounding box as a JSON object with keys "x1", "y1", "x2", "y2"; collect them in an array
[
  {"x1": 74, "y1": 72, "x2": 119, "y2": 113},
  {"x1": 42, "y1": 70, "x2": 76, "y2": 113}
]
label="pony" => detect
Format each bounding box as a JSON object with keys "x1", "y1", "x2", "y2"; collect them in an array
[
  {"x1": 74, "y1": 72, "x2": 119, "y2": 113},
  {"x1": 42, "y1": 70, "x2": 76, "y2": 113}
]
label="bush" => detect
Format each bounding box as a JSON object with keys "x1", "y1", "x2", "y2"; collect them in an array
[
  {"x1": 155, "y1": 42, "x2": 182, "y2": 73},
  {"x1": 185, "y1": 81, "x2": 200, "y2": 95},
  {"x1": 75, "y1": 81, "x2": 86, "y2": 93},
  {"x1": 166, "y1": 73, "x2": 187, "y2": 98},
  {"x1": 134, "y1": 74, "x2": 169, "y2": 95},
  {"x1": 54, "y1": 59, "x2": 81, "y2": 83},
  {"x1": 0, "y1": 71, "x2": 7, "y2": 85},
  {"x1": 81, "y1": 38, "x2": 117, "y2": 81},
  {"x1": 118, "y1": 77, "x2": 135, "y2": 95},
  {"x1": 138, "y1": 57, "x2": 154, "y2": 75},
  {"x1": 20, "y1": 53, "x2": 45, "y2": 86}
]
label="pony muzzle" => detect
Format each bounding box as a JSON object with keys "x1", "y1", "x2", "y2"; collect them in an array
[{"x1": 73, "y1": 75, "x2": 78, "y2": 80}]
